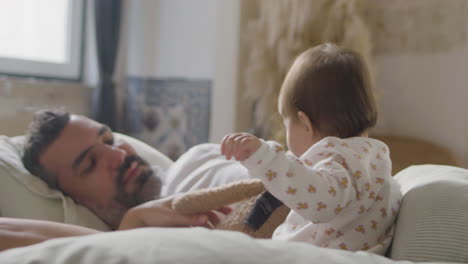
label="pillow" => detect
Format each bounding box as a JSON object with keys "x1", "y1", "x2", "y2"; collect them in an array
[
  {"x1": 390, "y1": 164, "x2": 468, "y2": 263},
  {"x1": 0, "y1": 133, "x2": 173, "y2": 231},
  {"x1": 114, "y1": 133, "x2": 173, "y2": 170}
]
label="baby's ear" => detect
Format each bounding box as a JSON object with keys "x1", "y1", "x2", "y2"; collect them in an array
[
  {"x1": 298, "y1": 111, "x2": 313, "y2": 133},
  {"x1": 172, "y1": 179, "x2": 265, "y2": 214}
]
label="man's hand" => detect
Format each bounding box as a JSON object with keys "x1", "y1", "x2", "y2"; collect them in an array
[
  {"x1": 221, "y1": 133, "x2": 262, "y2": 161},
  {"x1": 118, "y1": 196, "x2": 231, "y2": 230}
]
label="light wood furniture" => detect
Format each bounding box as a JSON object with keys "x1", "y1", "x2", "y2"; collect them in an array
[{"x1": 372, "y1": 134, "x2": 460, "y2": 175}]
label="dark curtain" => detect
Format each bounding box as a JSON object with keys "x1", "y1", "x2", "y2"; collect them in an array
[{"x1": 91, "y1": 0, "x2": 123, "y2": 131}]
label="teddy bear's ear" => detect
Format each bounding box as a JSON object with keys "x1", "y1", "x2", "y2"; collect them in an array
[{"x1": 172, "y1": 179, "x2": 265, "y2": 214}]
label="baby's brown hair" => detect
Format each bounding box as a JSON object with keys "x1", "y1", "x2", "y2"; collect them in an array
[{"x1": 279, "y1": 43, "x2": 377, "y2": 138}]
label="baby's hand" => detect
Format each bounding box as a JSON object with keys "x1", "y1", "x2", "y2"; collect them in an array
[{"x1": 221, "y1": 133, "x2": 261, "y2": 161}]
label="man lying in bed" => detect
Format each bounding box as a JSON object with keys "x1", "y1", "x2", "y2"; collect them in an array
[{"x1": 0, "y1": 110, "x2": 233, "y2": 251}]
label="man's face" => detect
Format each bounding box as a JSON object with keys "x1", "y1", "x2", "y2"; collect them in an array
[{"x1": 40, "y1": 115, "x2": 162, "y2": 229}]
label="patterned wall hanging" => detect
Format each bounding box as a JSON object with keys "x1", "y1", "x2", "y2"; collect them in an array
[{"x1": 125, "y1": 77, "x2": 211, "y2": 160}]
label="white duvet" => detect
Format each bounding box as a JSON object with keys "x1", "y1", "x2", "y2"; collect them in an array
[
  {"x1": 0, "y1": 227, "x2": 423, "y2": 264},
  {"x1": 161, "y1": 143, "x2": 253, "y2": 196}
]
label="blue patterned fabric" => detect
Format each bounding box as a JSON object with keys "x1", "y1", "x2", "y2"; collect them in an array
[{"x1": 124, "y1": 77, "x2": 211, "y2": 160}]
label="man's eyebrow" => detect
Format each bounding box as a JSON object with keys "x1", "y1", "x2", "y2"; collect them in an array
[{"x1": 72, "y1": 125, "x2": 110, "y2": 170}]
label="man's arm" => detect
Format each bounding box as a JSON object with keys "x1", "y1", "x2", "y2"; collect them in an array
[
  {"x1": 0, "y1": 197, "x2": 229, "y2": 251},
  {"x1": 118, "y1": 196, "x2": 229, "y2": 230},
  {"x1": 0, "y1": 217, "x2": 100, "y2": 252}
]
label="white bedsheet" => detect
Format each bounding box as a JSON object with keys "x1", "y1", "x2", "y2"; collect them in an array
[
  {"x1": 162, "y1": 143, "x2": 253, "y2": 196},
  {"x1": 0, "y1": 227, "x2": 428, "y2": 264}
]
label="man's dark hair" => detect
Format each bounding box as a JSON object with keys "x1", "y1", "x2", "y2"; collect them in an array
[{"x1": 22, "y1": 110, "x2": 70, "y2": 189}]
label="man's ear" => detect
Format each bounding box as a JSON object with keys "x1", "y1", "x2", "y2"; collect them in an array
[{"x1": 297, "y1": 111, "x2": 313, "y2": 133}]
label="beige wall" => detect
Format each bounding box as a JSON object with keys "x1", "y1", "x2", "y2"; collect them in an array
[
  {"x1": 365, "y1": 0, "x2": 468, "y2": 167},
  {"x1": 233, "y1": 0, "x2": 468, "y2": 167},
  {"x1": 0, "y1": 78, "x2": 91, "y2": 136},
  {"x1": 210, "y1": 0, "x2": 242, "y2": 142},
  {"x1": 373, "y1": 44, "x2": 468, "y2": 167}
]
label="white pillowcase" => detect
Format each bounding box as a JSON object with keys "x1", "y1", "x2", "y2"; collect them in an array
[
  {"x1": 115, "y1": 133, "x2": 173, "y2": 171},
  {"x1": 390, "y1": 164, "x2": 468, "y2": 263},
  {"x1": 0, "y1": 133, "x2": 173, "y2": 231}
]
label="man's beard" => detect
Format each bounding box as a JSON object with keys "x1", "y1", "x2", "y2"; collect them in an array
[
  {"x1": 115, "y1": 155, "x2": 162, "y2": 207},
  {"x1": 92, "y1": 155, "x2": 162, "y2": 229}
]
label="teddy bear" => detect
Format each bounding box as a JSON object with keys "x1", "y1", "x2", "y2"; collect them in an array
[{"x1": 171, "y1": 179, "x2": 290, "y2": 239}]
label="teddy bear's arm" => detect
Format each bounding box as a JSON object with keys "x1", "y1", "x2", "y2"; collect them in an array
[{"x1": 172, "y1": 179, "x2": 265, "y2": 214}]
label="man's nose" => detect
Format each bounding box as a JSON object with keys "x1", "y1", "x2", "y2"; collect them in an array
[
  {"x1": 114, "y1": 140, "x2": 137, "y2": 156},
  {"x1": 107, "y1": 140, "x2": 137, "y2": 170},
  {"x1": 107, "y1": 145, "x2": 126, "y2": 171}
]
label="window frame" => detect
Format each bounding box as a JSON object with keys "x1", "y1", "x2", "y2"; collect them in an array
[{"x1": 0, "y1": 0, "x2": 86, "y2": 82}]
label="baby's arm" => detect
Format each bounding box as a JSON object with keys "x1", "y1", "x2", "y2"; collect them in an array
[{"x1": 240, "y1": 140, "x2": 356, "y2": 224}]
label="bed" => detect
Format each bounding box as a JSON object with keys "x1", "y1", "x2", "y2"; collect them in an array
[{"x1": 0, "y1": 134, "x2": 465, "y2": 263}]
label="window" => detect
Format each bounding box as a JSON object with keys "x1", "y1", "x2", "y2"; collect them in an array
[{"x1": 0, "y1": 0, "x2": 85, "y2": 80}]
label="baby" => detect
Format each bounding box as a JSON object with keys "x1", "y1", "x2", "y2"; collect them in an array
[{"x1": 221, "y1": 43, "x2": 401, "y2": 255}]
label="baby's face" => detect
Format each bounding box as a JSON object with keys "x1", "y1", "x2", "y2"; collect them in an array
[
  {"x1": 279, "y1": 95, "x2": 320, "y2": 157},
  {"x1": 282, "y1": 114, "x2": 313, "y2": 157}
]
